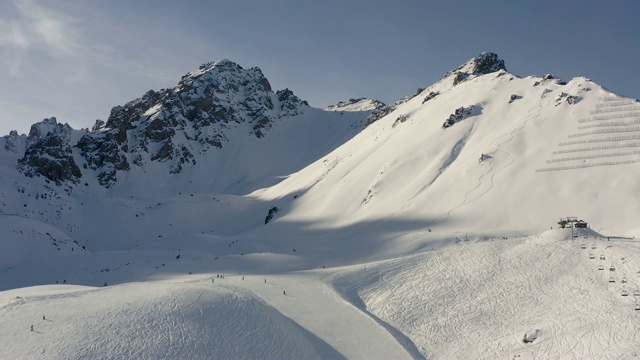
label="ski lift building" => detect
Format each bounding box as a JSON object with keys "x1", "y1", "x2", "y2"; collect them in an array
[{"x1": 557, "y1": 217, "x2": 588, "y2": 229}]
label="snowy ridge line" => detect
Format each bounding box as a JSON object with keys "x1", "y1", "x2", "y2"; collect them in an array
[
  {"x1": 567, "y1": 127, "x2": 640, "y2": 138},
  {"x1": 552, "y1": 142, "x2": 639, "y2": 155},
  {"x1": 594, "y1": 100, "x2": 637, "y2": 108},
  {"x1": 536, "y1": 158, "x2": 638, "y2": 172},
  {"x1": 558, "y1": 134, "x2": 640, "y2": 147},
  {"x1": 546, "y1": 150, "x2": 640, "y2": 163},
  {"x1": 578, "y1": 112, "x2": 640, "y2": 123},
  {"x1": 589, "y1": 106, "x2": 640, "y2": 115},
  {"x1": 577, "y1": 119, "x2": 640, "y2": 130}
]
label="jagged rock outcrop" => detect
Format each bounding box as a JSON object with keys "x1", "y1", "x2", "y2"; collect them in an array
[
  {"x1": 70, "y1": 60, "x2": 309, "y2": 187},
  {"x1": 450, "y1": 52, "x2": 506, "y2": 86},
  {"x1": 442, "y1": 105, "x2": 482, "y2": 128},
  {"x1": 17, "y1": 118, "x2": 82, "y2": 185},
  {"x1": 7, "y1": 60, "x2": 311, "y2": 188},
  {"x1": 422, "y1": 91, "x2": 439, "y2": 104},
  {"x1": 264, "y1": 206, "x2": 279, "y2": 224}
]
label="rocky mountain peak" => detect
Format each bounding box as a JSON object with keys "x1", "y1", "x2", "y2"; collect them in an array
[
  {"x1": 15, "y1": 59, "x2": 311, "y2": 188},
  {"x1": 26, "y1": 117, "x2": 74, "y2": 145},
  {"x1": 447, "y1": 52, "x2": 507, "y2": 86}
]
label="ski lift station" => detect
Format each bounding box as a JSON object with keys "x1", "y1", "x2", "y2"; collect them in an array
[{"x1": 557, "y1": 217, "x2": 589, "y2": 229}]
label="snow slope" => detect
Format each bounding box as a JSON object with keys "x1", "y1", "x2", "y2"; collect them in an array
[
  {"x1": 2, "y1": 53, "x2": 640, "y2": 359},
  {"x1": 334, "y1": 230, "x2": 640, "y2": 359},
  {"x1": 0, "y1": 282, "x2": 347, "y2": 360},
  {"x1": 255, "y1": 67, "x2": 640, "y2": 236}
]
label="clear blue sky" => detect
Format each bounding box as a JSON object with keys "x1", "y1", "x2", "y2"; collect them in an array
[{"x1": 1, "y1": 0, "x2": 638, "y2": 135}]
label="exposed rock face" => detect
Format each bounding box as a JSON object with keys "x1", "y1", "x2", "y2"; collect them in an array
[
  {"x1": 7, "y1": 60, "x2": 311, "y2": 188},
  {"x1": 442, "y1": 104, "x2": 482, "y2": 128},
  {"x1": 471, "y1": 52, "x2": 507, "y2": 75},
  {"x1": 449, "y1": 52, "x2": 507, "y2": 87},
  {"x1": 68, "y1": 59, "x2": 310, "y2": 187},
  {"x1": 366, "y1": 105, "x2": 398, "y2": 126},
  {"x1": 19, "y1": 133, "x2": 82, "y2": 185},
  {"x1": 17, "y1": 118, "x2": 82, "y2": 185},
  {"x1": 422, "y1": 91, "x2": 440, "y2": 104},
  {"x1": 264, "y1": 206, "x2": 280, "y2": 224}
]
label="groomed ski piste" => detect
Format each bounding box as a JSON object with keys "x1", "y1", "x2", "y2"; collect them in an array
[
  {"x1": 2, "y1": 229, "x2": 640, "y2": 359},
  {"x1": 2, "y1": 54, "x2": 640, "y2": 359}
]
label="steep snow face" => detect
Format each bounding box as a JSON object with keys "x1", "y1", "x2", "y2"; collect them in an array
[
  {"x1": 255, "y1": 57, "x2": 640, "y2": 236},
  {"x1": 324, "y1": 98, "x2": 385, "y2": 112}
]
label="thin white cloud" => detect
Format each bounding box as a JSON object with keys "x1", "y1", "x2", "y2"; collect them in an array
[
  {"x1": 0, "y1": 21, "x2": 30, "y2": 48},
  {"x1": 0, "y1": 0, "x2": 80, "y2": 57}
]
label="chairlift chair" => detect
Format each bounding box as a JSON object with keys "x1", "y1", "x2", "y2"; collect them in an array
[
  {"x1": 591, "y1": 243, "x2": 597, "y2": 249},
  {"x1": 621, "y1": 277, "x2": 627, "y2": 284},
  {"x1": 622, "y1": 290, "x2": 629, "y2": 296},
  {"x1": 635, "y1": 299, "x2": 640, "y2": 311},
  {"x1": 609, "y1": 276, "x2": 616, "y2": 283},
  {"x1": 589, "y1": 253, "x2": 595, "y2": 259},
  {"x1": 634, "y1": 289, "x2": 640, "y2": 297},
  {"x1": 598, "y1": 264, "x2": 605, "y2": 270},
  {"x1": 599, "y1": 254, "x2": 606, "y2": 260},
  {"x1": 610, "y1": 265, "x2": 616, "y2": 271}
]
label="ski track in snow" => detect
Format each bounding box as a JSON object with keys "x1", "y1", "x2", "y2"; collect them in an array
[
  {"x1": 333, "y1": 232, "x2": 640, "y2": 359},
  {"x1": 439, "y1": 84, "x2": 574, "y2": 223}
]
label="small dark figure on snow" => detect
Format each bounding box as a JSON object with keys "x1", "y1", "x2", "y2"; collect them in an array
[
  {"x1": 217, "y1": 274, "x2": 219, "y2": 278},
  {"x1": 242, "y1": 276, "x2": 244, "y2": 280},
  {"x1": 176, "y1": 255, "x2": 180, "y2": 259},
  {"x1": 212, "y1": 279, "x2": 214, "y2": 283},
  {"x1": 30, "y1": 325, "x2": 33, "y2": 331},
  {"x1": 43, "y1": 315, "x2": 45, "y2": 320},
  {"x1": 479, "y1": 154, "x2": 485, "y2": 163},
  {"x1": 283, "y1": 290, "x2": 286, "y2": 295}
]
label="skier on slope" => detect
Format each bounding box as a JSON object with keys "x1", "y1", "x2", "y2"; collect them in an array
[{"x1": 479, "y1": 153, "x2": 485, "y2": 163}]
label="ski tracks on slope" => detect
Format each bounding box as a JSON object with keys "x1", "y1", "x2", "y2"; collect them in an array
[
  {"x1": 337, "y1": 234, "x2": 640, "y2": 359},
  {"x1": 438, "y1": 84, "x2": 574, "y2": 223}
]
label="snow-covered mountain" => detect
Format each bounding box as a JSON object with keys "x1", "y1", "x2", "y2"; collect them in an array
[
  {"x1": 2, "y1": 53, "x2": 640, "y2": 359},
  {"x1": 324, "y1": 98, "x2": 385, "y2": 112},
  {"x1": 2, "y1": 59, "x2": 367, "y2": 196},
  {"x1": 254, "y1": 53, "x2": 640, "y2": 236}
]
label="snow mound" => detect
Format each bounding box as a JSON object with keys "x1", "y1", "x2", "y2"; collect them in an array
[{"x1": 0, "y1": 282, "x2": 344, "y2": 360}]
